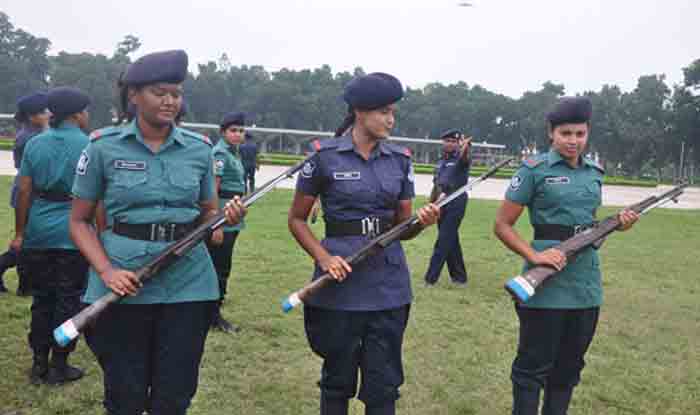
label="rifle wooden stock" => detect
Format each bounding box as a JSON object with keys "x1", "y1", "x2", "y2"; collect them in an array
[
  {"x1": 504, "y1": 184, "x2": 687, "y2": 304},
  {"x1": 282, "y1": 157, "x2": 514, "y2": 313},
  {"x1": 54, "y1": 154, "x2": 314, "y2": 347}
]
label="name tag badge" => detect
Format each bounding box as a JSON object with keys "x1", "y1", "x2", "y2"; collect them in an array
[
  {"x1": 333, "y1": 171, "x2": 361, "y2": 181},
  {"x1": 445, "y1": 162, "x2": 456, "y2": 167},
  {"x1": 545, "y1": 176, "x2": 571, "y2": 185},
  {"x1": 114, "y1": 160, "x2": 147, "y2": 170}
]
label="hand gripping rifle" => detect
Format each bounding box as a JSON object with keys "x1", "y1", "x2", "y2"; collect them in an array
[
  {"x1": 504, "y1": 183, "x2": 687, "y2": 304},
  {"x1": 281, "y1": 157, "x2": 515, "y2": 313},
  {"x1": 54, "y1": 154, "x2": 315, "y2": 346}
]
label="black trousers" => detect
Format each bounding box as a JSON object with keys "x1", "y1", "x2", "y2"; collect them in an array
[
  {"x1": 244, "y1": 167, "x2": 256, "y2": 193},
  {"x1": 206, "y1": 231, "x2": 239, "y2": 303},
  {"x1": 1, "y1": 247, "x2": 31, "y2": 289},
  {"x1": 304, "y1": 305, "x2": 410, "y2": 408},
  {"x1": 511, "y1": 306, "x2": 600, "y2": 410},
  {"x1": 20, "y1": 249, "x2": 88, "y2": 354},
  {"x1": 424, "y1": 198, "x2": 467, "y2": 284},
  {"x1": 85, "y1": 301, "x2": 215, "y2": 415}
]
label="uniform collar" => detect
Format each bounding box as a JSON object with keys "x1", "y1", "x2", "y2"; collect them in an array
[
  {"x1": 443, "y1": 150, "x2": 458, "y2": 160},
  {"x1": 337, "y1": 134, "x2": 391, "y2": 157},
  {"x1": 219, "y1": 138, "x2": 239, "y2": 154},
  {"x1": 547, "y1": 149, "x2": 584, "y2": 168},
  {"x1": 120, "y1": 119, "x2": 187, "y2": 147},
  {"x1": 55, "y1": 121, "x2": 82, "y2": 131}
]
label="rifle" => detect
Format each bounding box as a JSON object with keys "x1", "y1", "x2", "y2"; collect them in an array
[
  {"x1": 54, "y1": 154, "x2": 314, "y2": 346},
  {"x1": 504, "y1": 183, "x2": 687, "y2": 304},
  {"x1": 281, "y1": 157, "x2": 515, "y2": 313}
]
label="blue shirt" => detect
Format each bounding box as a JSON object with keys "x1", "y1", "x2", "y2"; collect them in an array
[
  {"x1": 239, "y1": 141, "x2": 258, "y2": 169},
  {"x1": 72, "y1": 120, "x2": 219, "y2": 305},
  {"x1": 19, "y1": 122, "x2": 89, "y2": 250},
  {"x1": 434, "y1": 150, "x2": 471, "y2": 207},
  {"x1": 296, "y1": 134, "x2": 415, "y2": 311},
  {"x1": 505, "y1": 150, "x2": 604, "y2": 309}
]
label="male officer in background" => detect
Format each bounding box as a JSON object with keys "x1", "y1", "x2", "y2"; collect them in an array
[{"x1": 424, "y1": 129, "x2": 472, "y2": 286}]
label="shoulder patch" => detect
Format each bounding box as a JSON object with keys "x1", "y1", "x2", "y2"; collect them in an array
[
  {"x1": 180, "y1": 129, "x2": 212, "y2": 146},
  {"x1": 523, "y1": 157, "x2": 545, "y2": 169},
  {"x1": 89, "y1": 126, "x2": 120, "y2": 142}
]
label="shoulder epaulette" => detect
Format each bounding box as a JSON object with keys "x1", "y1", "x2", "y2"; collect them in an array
[
  {"x1": 180, "y1": 129, "x2": 212, "y2": 146},
  {"x1": 522, "y1": 155, "x2": 546, "y2": 169},
  {"x1": 315, "y1": 138, "x2": 342, "y2": 152},
  {"x1": 89, "y1": 126, "x2": 121, "y2": 142},
  {"x1": 584, "y1": 157, "x2": 605, "y2": 174},
  {"x1": 385, "y1": 142, "x2": 412, "y2": 158}
]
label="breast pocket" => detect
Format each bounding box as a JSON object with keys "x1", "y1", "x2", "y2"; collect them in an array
[
  {"x1": 113, "y1": 170, "x2": 148, "y2": 190},
  {"x1": 168, "y1": 167, "x2": 201, "y2": 201}
]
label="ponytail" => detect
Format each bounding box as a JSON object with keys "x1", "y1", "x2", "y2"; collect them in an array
[{"x1": 334, "y1": 107, "x2": 355, "y2": 137}]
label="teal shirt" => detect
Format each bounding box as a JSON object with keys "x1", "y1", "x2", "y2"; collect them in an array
[
  {"x1": 72, "y1": 120, "x2": 219, "y2": 304},
  {"x1": 212, "y1": 139, "x2": 245, "y2": 232},
  {"x1": 19, "y1": 122, "x2": 89, "y2": 250},
  {"x1": 505, "y1": 150, "x2": 604, "y2": 309}
]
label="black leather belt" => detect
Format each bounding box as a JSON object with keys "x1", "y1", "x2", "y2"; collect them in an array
[
  {"x1": 33, "y1": 189, "x2": 72, "y2": 202},
  {"x1": 218, "y1": 190, "x2": 244, "y2": 199},
  {"x1": 325, "y1": 217, "x2": 393, "y2": 238},
  {"x1": 112, "y1": 221, "x2": 197, "y2": 242},
  {"x1": 533, "y1": 223, "x2": 596, "y2": 241}
]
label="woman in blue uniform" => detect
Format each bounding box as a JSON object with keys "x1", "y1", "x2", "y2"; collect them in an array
[
  {"x1": 70, "y1": 50, "x2": 245, "y2": 415},
  {"x1": 494, "y1": 97, "x2": 639, "y2": 415},
  {"x1": 288, "y1": 73, "x2": 440, "y2": 415}
]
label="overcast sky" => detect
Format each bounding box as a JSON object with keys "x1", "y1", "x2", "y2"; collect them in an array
[{"x1": 3, "y1": 0, "x2": 698, "y2": 98}]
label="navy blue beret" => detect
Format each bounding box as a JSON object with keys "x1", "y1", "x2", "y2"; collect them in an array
[
  {"x1": 48, "y1": 87, "x2": 90, "y2": 118},
  {"x1": 440, "y1": 128, "x2": 462, "y2": 140},
  {"x1": 16, "y1": 92, "x2": 49, "y2": 116},
  {"x1": 220, "y1": 112, "x2": 246, "y2": 130},
  {"x1": 343, "y1": 72, "x2": 403, "y2": 110},
  {"x1": 123, "y1": 50, "x2": 189, "y2": 86},
  {"x1": 546, "y1": 96, "x2": 592, "y2": 128}
]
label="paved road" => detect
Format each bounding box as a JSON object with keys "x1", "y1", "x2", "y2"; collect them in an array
[{"x1": 1, "y1": 151, "x2": 697, "y2": 209}]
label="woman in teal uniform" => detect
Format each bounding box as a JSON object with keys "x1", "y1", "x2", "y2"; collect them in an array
[
  {"x1": 70, "y1": 50, "x2": 245, "y2": 415},
  {"x1": 494, "y1": 97, "x2": 639, "y2": 415},
  {"x1": 207, "y1": 111, "x2": 247, "y2": 333},
  {"x1": 13, "y1": 87, "x2": 90, "y2": 385}
]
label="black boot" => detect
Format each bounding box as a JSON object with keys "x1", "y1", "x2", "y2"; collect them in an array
[
  {"x1": 0, "y1": 277, "x2": 7, "y2": 293},
  {"x1": 541, "y1": 386, "x2": 574, "y2": 415},
  {"x1": 365, "y1": 402, "x2": 396, "y2": 415},
  {"x1": 0, "y1": 252, "x2": 12, "y2": 293},
  {"x1": 512, "y1": 383, "x2": 540, "y2": 415},
  {"x1": 29, "y1": 351, "x2": 49, "y2": 385},
  {"x1": 45, "y1": 352, "x2": 84, "y2": 385},
  {"x1": 211, "y1": 305, "x2": 239, "y2": 333},
  {"x1": 321, "y1": 394, "x2": 348, "y2": 415}
]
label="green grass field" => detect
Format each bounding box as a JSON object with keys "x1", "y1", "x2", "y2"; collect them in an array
[{"x1": 0, "y1": 176, "x2": 698, "y2": 415}]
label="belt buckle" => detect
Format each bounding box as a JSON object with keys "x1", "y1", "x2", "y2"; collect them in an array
[
  {"x1": 361, "y1": 217, "x2": 381, "y2": 238},
  {"x1": 151, "y1": 224, "x2": 175, "y2": 242}
]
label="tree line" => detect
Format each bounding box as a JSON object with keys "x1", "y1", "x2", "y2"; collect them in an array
[{"x1": 1, "y1": 12, "x2": 698, "y2": 179}]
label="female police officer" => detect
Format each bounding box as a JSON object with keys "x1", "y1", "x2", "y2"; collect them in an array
[
  {"x1": 288, "y1": 73, "x2": 440, "y2": 415},
  {"x1": 0, "y1": 92, "x2": 50, "y2": 295},
  {"x1": 494, "y1": 97, "x2": 639, "y2": 415},
  {"x1": 70, "y1": 50, "x2": 245, "y2": 415},
  {"x1": 207, "y1": 111, "x2": 247, "y2": 333},
  {"x1": 13, "y1": 87, "x2": 90, "y2": 385}
]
